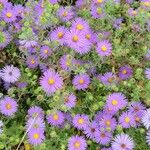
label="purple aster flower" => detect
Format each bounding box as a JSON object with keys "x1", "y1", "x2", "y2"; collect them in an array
[
  {"x1": 84, "y1": 121, "x2": 99, "y2": 139},
  {"x1": 90, "y1": 5, "x2": 105, "y2": 19},
  {"x1": 65, "y1": 28, "x2": 91, "y2": 54},
  {"x1": 26, "y1": 55, "x2": 39, "y2": 69},
  {"x1": 39, "y1": 63, "x2": 49, "y2": 73},
  {"x1": 72, "y1": 73, "x2": 90, "y2": 90},
  {"x1": 103, "y1": 105, "x2": 118, "y2": 116},
  {"x1": 128, "y1": 101, "x2": 146, "y2": 114},
  {"x1": 0, "y1": 96, "x2": 18, "y2": 116},
  {"x1": 113, "y1": 18, "x2": 123, "y2": 29},
  {"x1": 3, "y1": 82, "x2": 11, "y2": 90},
  {"x1": 92, "y1": 0, "x2": 105, "y2": 5},
  {"x1": 50, "y1": 26, "x2": 67, "y2": 46},
  {"x1": 145, "y1": 49, "x2": 150, "y2": 60},
  {"x1": 75, "y1": 0, "x2": 87, "y2": 8},
  {"x1": 57, "y1": 6, "x2": 74, "y2": 22},
  {"x1": 96, "y1": 40, "x2": 112, "y2": 57},
  {"x1": 99, "y1": 114, "x2": 117, "y2": 131},
  {"x1": 28, "y1": 106, "x2": 44, "y2": 119},
  {"x1": 95, "y1": 130, "x2": 112, "y2": 145},
  {"x1": 146, "y1": 130, "x2": 150, "y2": 146},
  {"x1": 128, "y1": 8, "x2": 138, "y2": 17},
  {"x1": 26, "y1": 117, "x2": 45, "y2": 132},
  {"x1": 47, "y1": 111, "x2": 65, "y2": 126},
  {"x1": 133, "y1": 112, "x2": 143, "y2": 127},
  {"x1": 68, "y1": 135, "x2": 87, "y2": 150},
  {"x1": 0, "y1": 65, "x2": 21, "y2": 83},
  {"x1": 1, "y1": 7, "x2": 17, "y2": 23},
  {"x1": 64, "y1": 93, "x2": 77, "y2": 109},
  {"x1": 40, "y1": 69, "x2": 63, "y2": 95},
  {"x1": 19, "y1": 40, "x2": 38, "y2": 49},
  {"x1": 27, "y1": 47, "x2": 37, "y2": 54},
  {"x1": 141, "y1": 0, "x2": 150, "y2": 10},
  {"x1": 112, "y1": 133, "x2": 134, "y2": 150},
  {"x1": 64, "y1": 112, "x2": 73, "y2": 124},
  {"x1": 40, "y1": 45, "x2": 52, "y2": 59},
  {"x1": 49, "y1": 0, "x2": 60, "y2": 4},
  {"x1": 0, "y1": 31, "x2": 12, "y2": 49},
  {"x1": 14, "y1": 4, "x2": 25, "y2": 17},
  {"x1": 71, "y1": 18, "x2": 90, "y2": 32},
  {"x1": 106, "y1": 92, "x2": 128, "y2": 112},
  {"x1": 101, "y1": 148, "x2": 112, "y2": 150},
  {"x1": 145, "y1": 68, "x2": 150, "y2": 79},
  {"x1": 142, "y1": 109, "x2": 150, "y2": 129},
  {"x1": 27, "y1": 129, "x2": 45, "y2": 145},
  {"x1": 101, "y1": 72, "x2": 118, "y2": 86},
  {"x1": 94, "y1": 111, "x2": 104, "y2": 123},
  {"x1": 119, "y1": 111, "x2": 136, "y2": 128},
  {"x1": 59, "y1": 54, "x2": 75, "y2": 71},
  {"x1": 16, "y1": 81, "x2": 28, "y2": 88},
  {"x1": 72, "y1": 114, "x2": 89, "y2": 130},
  {"x1": 119, "y1": 65, "x2": 133, "y2": 80}
]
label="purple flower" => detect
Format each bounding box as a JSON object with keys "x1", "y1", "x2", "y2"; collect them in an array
[
  {"x1": 0, "y1": 65, "x2": 21, "y2": 83},
  {"x1": 146, "y1": 130, "x2": 150, "y2": 146},
  {"x1": 0, "y1": 31, "x2": 12, "y2": 49},
  {"x1": 99, "y1": 114, "x2": 117, "y2": 131},
  {"x1": 119, "y1": 111, "x2": 136, "y2": 128},
  {"x1": 16, "y1": 82, "x2": 28, "y2": 88},
  {"x1": 142, "y1": 109, "x2": 150, "y2": 129},
  {"x1": 96, "y1": 40, "x2": 112, "y2": 57},
  {"x1": 128, "y1": 101, "x2": 146, "y2": 114},
  {"x1": 40, "y1": 70, "x2": 63, "y2": 95},
  {"x1": 145, "y1": 49, "x2": 150, "y2": 60},
  {"x1": 128, "y1": 8, "x2": 138, "y2": 17},
  {"x1": 49, "y1": 0, "x2": 60, "y2": 4},
  {"x1": 112, "y1": 133, "x2": 134, "y2": 150},
  {"x1": 84, "y1": 121, "x2": 99, "y2": 139},
  {"x1": 0, "y1": 96, "x2": 18, "y2": 116},
  {"x1": 72, "y1": 73, "x2": 90, "y2": 90},
  {"x1": 64, "y1": 93, "x2": 77, "y2": 109},
  {"x1": 40, "y1": 45, "x2": 52, "y2": 59},
  {"x1": 73, "y1": 114, "x2": 89, "y2": 130},
  {"x1": 103, "y1": 105, "x2": 118, "y2": 116},
  {"x1": 26, "y1": 117, "x2": 45, "y2": 131},
  {"x1": 27, "y1": 129, "x2": 45, "y2": 145},
  {"x1": 95, "y1": 130, "x2": 112, "y2": 145},
  {"x1": 1, "y1": 7, "x2": 17, "y2": 23},
  {"x1": 101, "y1": 72, "x2": 118, "y2": 86},
  {"x1": 59, "y1": 54, "x2": 75, "y2": 71},
  {"x1": 113, "y1": 18, "x2": 123, "y2": 29},
  {"x1": 28, "y1": 106, "x2": 44, "y2": 119},
  {"x1": 75, "y1": 0, "x2": 86, "y2": 8},
  {"x1": 145, "y1": 68, "x2": 150, "y2": 79},
  {"x1": 71, "y1": 18, "x2": 90, "y2": 32},
  {"x1": 47, "y1": 111, "x2": 65, "y2": 126},
  {"x1": 141, "y1": 0, "x2": 150, "y2": 10},
  {"x1": 50, "y1": 26, "x2": 67, "y2": 46},
  {"x1": 101, "y1": 148, "x2": 112, "y2": 150},
  {"x1": 65, "y1": 28, "x2": 91, "y2": 54},
  {"x1": 125, "y1": 0, "x2": 134, "y2": 4},
  {"x1": 133, "y1": 112, "x2": 143, "y2": 127},
  {"x1": 68, "y1": 135, "x2": 87, "y2": 150},
  {"x1": 90, "y1": 5, "x2": 105, "y2": 19},
  {"x1": 119, "y1": 65, "x2": 133, "y2": 80},
  {"x1": 94, "y1": 111, "x2": 104, "y2": 123},
  {"x1": 106, "y1": 92, "x2": 128, "y2": 112},
  {"x1": 26, "y1": 55, "x2": 39, "y2": 69},
  {"x1": 57, "y1": 7, "x2": 74, "y2": 22}
]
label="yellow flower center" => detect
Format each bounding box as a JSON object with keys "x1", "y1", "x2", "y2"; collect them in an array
[
  {"x1": 106, "y1": 120, "x2": 111, "y2": 126},
  {"x1": 143, "y1": 2, "x2": 150, "y2": 7},
  {"x1": 53, "y1": 114, "x2": 59, "y2": 121},
  {"x1": 74, "y1": 141, "x2": 81, "y2": 148},
  {"x1": 57, "y1": 32, "x2": 64, "y2": 39},
  {"x1": 100, "y1": 133, "x2": 106, "y2": 138},
  {"x1": 108, "y1": 77, "x2": 114, "y2": 83},
  {"x1": 66, "y1": 60, "x2": 71, "y2": 66},
  {"x1": 79, "y1": 79, "x2": 84, "y2": 84},
  {"x1": 122, "y1": 69, "x2": 127, "y2": 74},
  {"x1": 33, "y1": 133, "x2": 39, "y2": 139},
  {"x1": 62, "y1": 11, "x2": 68, "y2": 17},
  {"x1": 125, "y1": 117, "x2": 130, "y2": 123},
  {"x1": 112, "y1": 100, "x2": 118, "y2": 106},
  {"x1": 132, "y1": 10, "x2": 137, "y2": 15},
  {"x1": 78, "y1": 118, "x2": 84, "y2": 124},
  {"x1": 101, "y1": 45, "x2": 107, "y2": 51},
  {"x1": 44, "y1": 49, "x2": 48, "y2": 54},
  {"x1": 97, "y1": 8, "x2": 102, "y2": 14},
  {"x1": 6, "y1": 103, "x2": 12, "y2": 110},
  {"x1": 31, "y1": 59, "x2": 35, "y2": 64},
  {"x1": 6, "y1": 12, "x2": 12, "y2": 18},
  {"x1": 76, "y1": 24, "x2": 84, "y2": 30},
  {"x1": 48, "y1": 79, "x2": 55, "y2": 85},
  {"x1": 86, "y1": 34, "x2": 91, "y2": 39},
  {"x1": 97, "y1": 0, "x2": 103, "y2": 3},
  {"x1": 72, "y1": 35, "x2": 79, "y2": 42}
]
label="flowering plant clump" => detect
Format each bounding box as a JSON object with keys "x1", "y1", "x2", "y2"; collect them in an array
[{"x1": 0, "y1": 0, "x2": 150, "y2": 149}]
